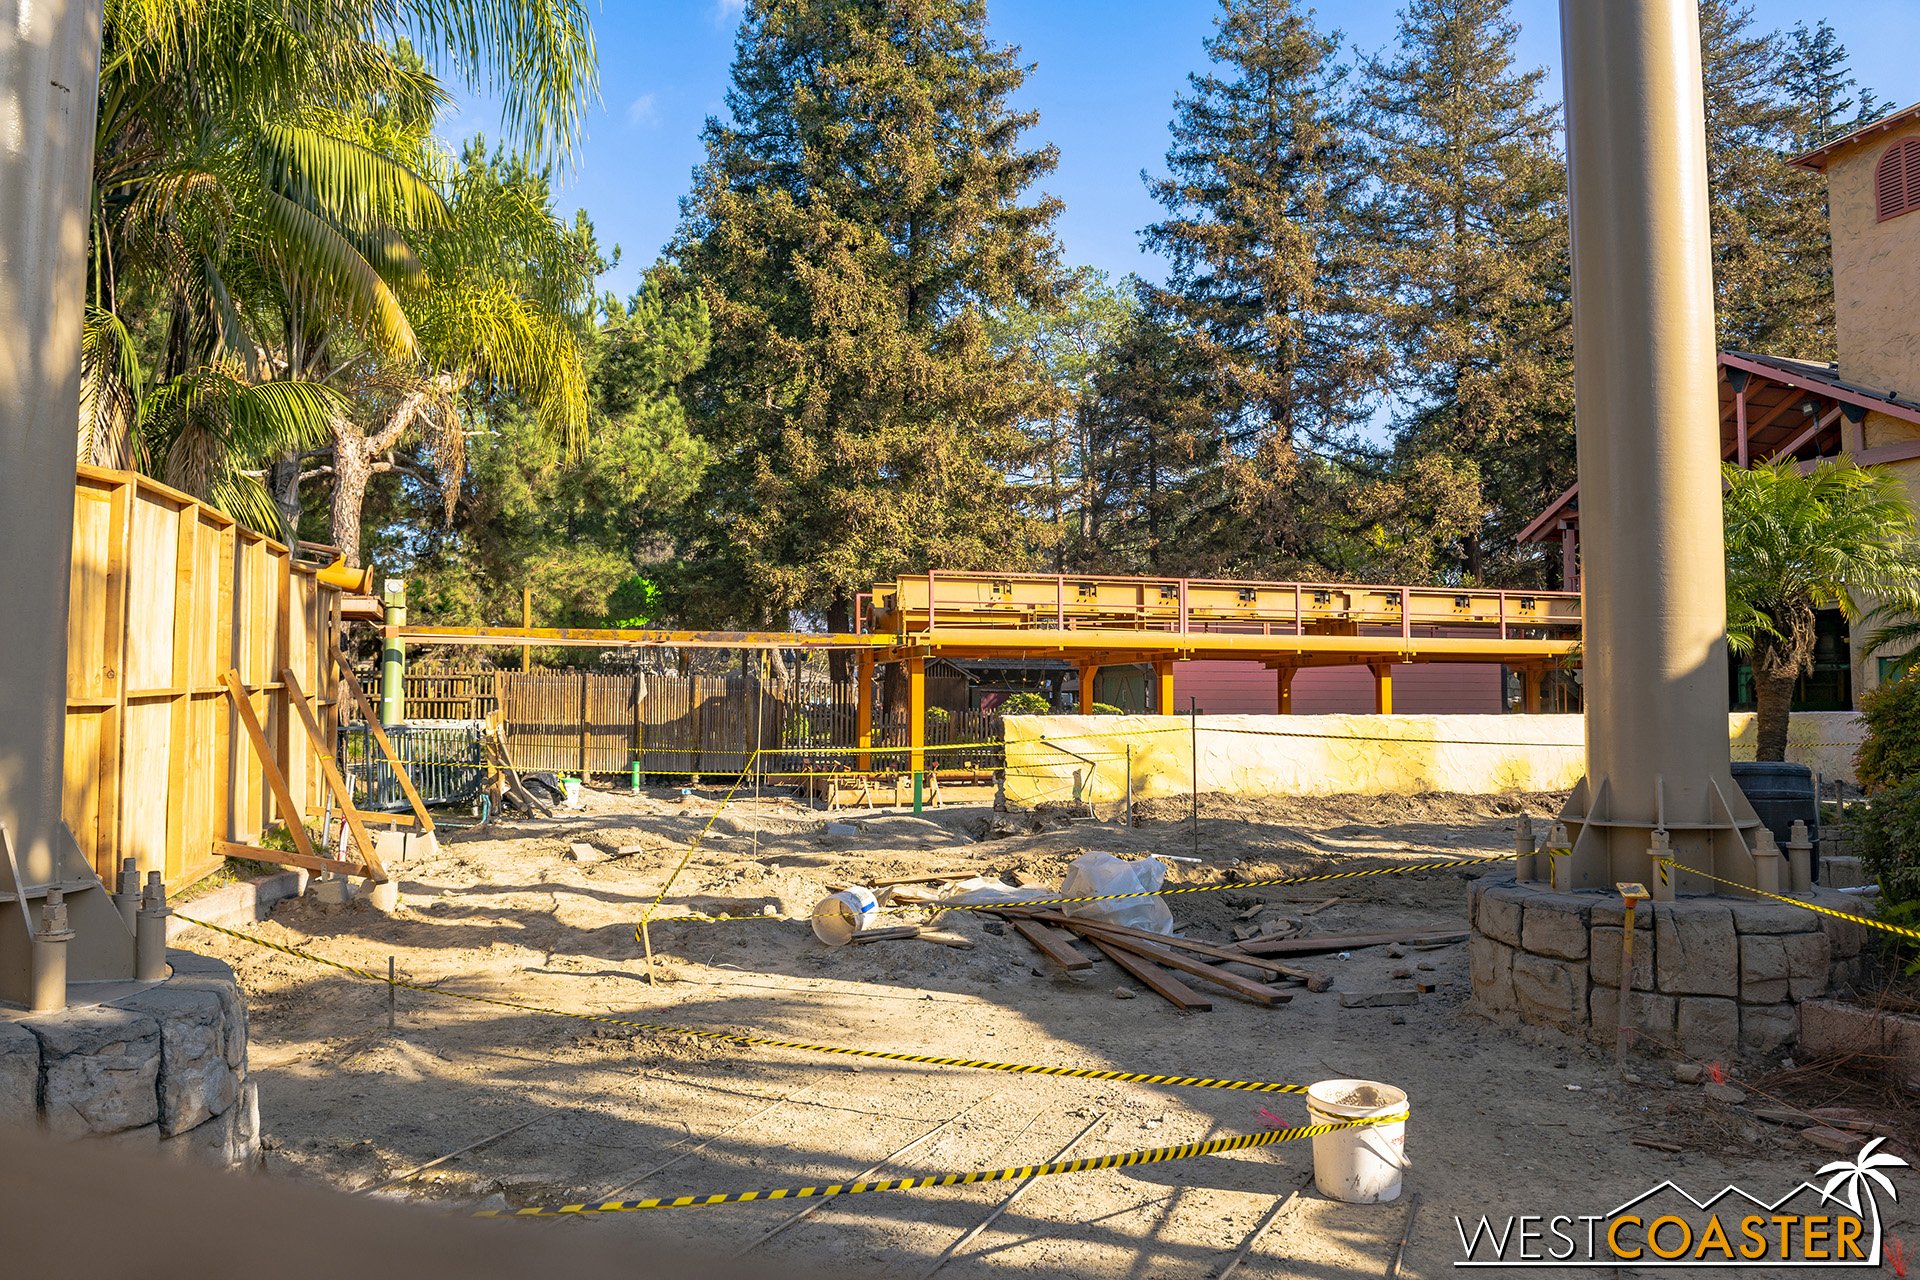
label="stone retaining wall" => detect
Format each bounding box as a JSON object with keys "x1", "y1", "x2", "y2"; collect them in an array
[
  {"x1": 0, "y1": 950, "x2": 256, "y2": 1164},
  {"x1": 1468, "y1": 871, "x2": 1867, "y2": 1060}
]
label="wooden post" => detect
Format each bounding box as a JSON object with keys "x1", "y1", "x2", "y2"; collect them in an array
[
  {"x1": 221, "y1": 670, "x2": 320, "y2": 864},
  {"x1": 907, "y1": 654, "x2": 926, "y2": 808},
  {"x1": 1521, "y1": 668, "x2": 1544, "y2": 715},
  {"x1": 1077, "y1": 662, "x2": 1098, "y2": 714},
  {"x1": 325, "y1": 638, "x2": 435, "y2": 835},
  {"x1": 281, "y1": 668, "x2": 387, "y2": 882},
  {"x1": 1370, "y1": 663, "x2": 1394, "y2": 715},
  {"x1": 1276, "y1": 667, "x2": 1295, "y2": 715},
  {"x1": 521, "y1": 586, "x2": 532, "y2": 672},
  {"x1": 856, "y1": 650, "x2": 874, "y2": 772},
  {"x1": 578, "y1": 669, "x2": 590, "y2": 778},
  {"x1": 1154, "y1": 660, "x2": 1175, "y2": 714}
]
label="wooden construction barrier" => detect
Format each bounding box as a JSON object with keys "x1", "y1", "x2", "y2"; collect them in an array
[{"x1": 63, "y1": 466, "x2": 344, "y2": 889}]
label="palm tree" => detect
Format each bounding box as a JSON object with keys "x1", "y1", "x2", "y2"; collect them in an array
[
  {"x1": 81, "y1": 0, "x2": 597, "y2": 537},
  {"x1": 1723, "y1": 460, "x2": 1920, "y2": 762},
  {"x1": 1817, "y1": 1136, "x2": 1907, "y2": 1261}
]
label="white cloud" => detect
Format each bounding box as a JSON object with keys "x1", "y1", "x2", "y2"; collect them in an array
[
  {"x1": 711, "y1": 0, "x2": 744, "y2": 26},
  {"x1": 625, "y1": 93, "x2": 659, "y2": 128}
]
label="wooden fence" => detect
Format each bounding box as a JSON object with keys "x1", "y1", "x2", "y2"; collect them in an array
[
  {"x1": 487, "y1": 671, "x2": 1003, "y2": 779},
  {"x1": 63, "y1": 466, "x2": 342, "y2": 889}
]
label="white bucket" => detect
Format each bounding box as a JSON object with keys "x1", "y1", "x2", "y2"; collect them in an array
[
  {"x1": 561, "y1": 776, "x2": 583, "y2": 807},
  {"x1": 810, "y1": 887, "x2": 880, "y2": 946},
  {"x1": 1307, "y1": 1079, "x2": 1410, "y2": 1204}
]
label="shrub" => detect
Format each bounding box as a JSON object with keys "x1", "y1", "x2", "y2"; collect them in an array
[
  {"x1": 1092, "y1": 701, "x2": 1126, "y2": 715},
  {"x1": 1854, "y1": 778, "x2": 1920, "y2": 908},
  {"x1": 1856, "y1": 673, "x2": 1920, "y2": 792},
  {"x1": 999, "y1": 691, "x2": 1054, "y2": 715}
]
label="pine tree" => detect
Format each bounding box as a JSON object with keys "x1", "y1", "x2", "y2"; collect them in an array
[
  {"x1": 1357, "y1": 0, "x2": 1571, "y2": 585},
  {"x1": 671, "y1": 0, "x2": 1065, "y2": 640},
  {"x1": 1138, "y1": 0, "x2": 1382, "y2": 575},
  {"x1": 1698, "y1": 0, "x2": 1831, "y2": 358},
  {"x1": 1782, "y1": 19, "x2": 1885, "y2": 152}
]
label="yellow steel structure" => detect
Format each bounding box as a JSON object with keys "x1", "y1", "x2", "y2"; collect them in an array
[{"x1": 400, "y1": 570, "x2": 1582, "y2": 786}]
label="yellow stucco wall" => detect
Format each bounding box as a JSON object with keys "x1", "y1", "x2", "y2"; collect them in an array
[
  {"x1": 1828, "y1": 118, "x2": 1920, "y2": 394},
  {"x1": 1002, "y1": 713, "x2": 1863, "y2": 808}
]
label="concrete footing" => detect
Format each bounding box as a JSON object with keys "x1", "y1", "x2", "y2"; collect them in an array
[
  {"x1": 1468, "y1": 870, "x2": 1866, "y2": 1061},
  {"x1": 0, "y1": 950, "x2": 258, "y2": 1166}
]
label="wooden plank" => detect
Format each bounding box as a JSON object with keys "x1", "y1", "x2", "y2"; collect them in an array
[
  {"x1": 1009, "y1": 919, "x2": 1093, "y2": 971},
  {"x1": 1013, "y1": 909, "x2": 1328, "y2": 990},
  {"x1": 214, "y1": 840, "x2": 366, "y2": 878},
  {"x1": 326, "y1": 638, "x2": 435, "y2": 833},
  {"x1": 281, "y1": 667, "x2": 387, "y2": 883},
  {"x1": 1065, "y1": 926, "x2": 1292, "y2": 1005},
  {"x1": 220, "y1": 669, "x2": 322, "y2": 865},
  {"x1": 1079, "y1": 933, "x2": 1211, "y2": 1010},
  {"x1": 1236, "y1": 929, "x2": 1469, "y2": 958},
  {"x1": 850, "y1": 925, "x2": 922, "y2": 944}
]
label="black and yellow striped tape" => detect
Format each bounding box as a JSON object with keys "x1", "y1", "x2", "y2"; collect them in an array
[
  {"x1": 1653, "y1": 858, "x2": 1918, "y2": 943},
  {"x1": 476, "y1": 1112, "x2": 1405, "y2": 1218},
  {"x1": 174, "y1": 914, "x2": 1320, "y2": 1094}
]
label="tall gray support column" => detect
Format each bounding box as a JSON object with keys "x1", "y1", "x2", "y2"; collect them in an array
[
  {"x1": 1556, "y1": 0, "x2": 1760, "y2": 893},
  {"x1": 0, "y1": 0, "x2": 130, "y2": 1004}
]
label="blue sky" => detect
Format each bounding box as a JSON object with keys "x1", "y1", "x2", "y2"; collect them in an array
[{"x1": 443, "y1": 1, "x2": 1920, "y2": 301}]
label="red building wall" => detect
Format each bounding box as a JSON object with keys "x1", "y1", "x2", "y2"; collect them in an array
[{"x1": 1170, "y1": 659, "x2": 1504, "y2": 715}]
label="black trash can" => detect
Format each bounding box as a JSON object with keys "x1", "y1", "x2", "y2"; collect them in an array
[{"x1": 1730, "y1": 761, "x2": 1819, "y2": 883}]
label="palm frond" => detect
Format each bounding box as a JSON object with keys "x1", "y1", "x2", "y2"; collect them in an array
[
  {"x1": 261, "y1": 189, "x2": 419, "y2": 358},
  {"x1": 80, "y1": 307, "x2": 148, "y2": 470},
  {"x1": 257, "y1": 122, "x2": 447, "y2": 231}
]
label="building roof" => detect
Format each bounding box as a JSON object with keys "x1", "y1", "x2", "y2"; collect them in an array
[
  {"x1": 1517, "y1": 350, "x2": 1920, "y2": 545},
  {"x1": 1790, "y1": 102, "x2": 1920, "y2": 172}
]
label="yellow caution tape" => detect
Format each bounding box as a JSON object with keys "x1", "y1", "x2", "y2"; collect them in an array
[
  {"x1": 476, "y1": 1112, "x2": 1406, "y2": 1218},
  {"x1": 174, "y1": 914, "x2": 1320, "y2": 1094},
  {"x1": 1653, "y1": 858, "x2": 1918, "y2": 943}
]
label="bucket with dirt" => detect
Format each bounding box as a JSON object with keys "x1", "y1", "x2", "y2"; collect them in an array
[
  {"x1": 1306, "y1": 1079, "x2": 1409, "y2": 1204},
  {"x1": 810, "y1": 886, "x2": 880, "y2": 945}
]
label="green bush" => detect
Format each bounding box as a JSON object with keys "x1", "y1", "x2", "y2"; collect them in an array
[
  {"x1": 1092, "y1": 701, "x2": 1126, "y2": 715},
  {"x1": 1856, "y1": 673, "x2": 1920, "y2": 792},
  {"x1": 999, "y1": 691, "x2": 1054, "y2": 715},
  {"x1": 1853, "y1": 778, "x2": 1920, "y2": 907}
]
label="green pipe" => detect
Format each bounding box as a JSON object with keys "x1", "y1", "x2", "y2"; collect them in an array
[{"x1": 379, "y1": 578, "x2": 407, "y2": 727}]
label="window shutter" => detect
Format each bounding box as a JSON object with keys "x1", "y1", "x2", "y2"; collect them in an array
[{"x1": 1877, "y1": 138, "x2": 1920, "y2": 222}]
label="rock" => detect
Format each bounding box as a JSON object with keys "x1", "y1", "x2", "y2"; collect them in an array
[
  {"x1": 1654, "y1": 901, "x2": 1738, "y2": 998},
  {"x1": 1477, "y1": 889, "x2": 1523, "y2": 946},
  {"x1": 108, "y1": 984, "x2": 237, "y2": 1135},
  {"x1": 1738, "y1": 935, "x2": 1792, "y2": 1005},
  {"x1": 1338, "y1": 991, "x2": 1418, "y2": 1008},
  {"x1": 22, "y1": 1006, "x2": 161, "y2": 1137},
  {"x1": 1781, "y1": 932, "x2": 1832, "y2": 1001},
  {"x1": 1673, "y1": 1062, "x2": 1705, "y2": 1084},
  {"x1": 1591, "y1": 925, "x2": 1655, "y2": 992},
  {"x1": 1417, "y1": 961, "x2": 1436, "y2": 972},
  {"x1": 564, "y1": 842, "x2": 608, "y2": 864},
  {"x1": 1512, "y1": 952, "x2": 1583, "y2": 1025},
  {"x1": 1731, "y1": 902, "x2": 1824, "y2": 935},
  {"x1": 1385, "y1": 944, "x2": 1407, "y2": 959},
  {"x1": 0, "y1": 1019, "x2": 40, "y2": 1127},
  {"x1": 1522, "y1": 897, "x2": 1592, "y2": 961},
  {"x1": 1390, "y1": 966, "x2": 1413, "y2": 979},
  {"x1": 1704, "y1": 1082, "x2": 1748, "y2": 1106},
  {"x1": 824, "y1": 823, "x2": 860, "y2": 837},
  {"x1": 1740, "y1": 1004, "x2": 1799, "y2": 1057},
  {"x1": 1468, "y1": 935, "x2": 1516, "y2": 1014},
  {"x1": 166, "y1": 950, "x2": 249, "y2": 1072},
  {"x1": 1113, "y1": 987, "x2": 1136, "y2": 1000},
  {"x1": 1589, "y1": 988, "x2": 1677, "y2": 1046},
  {"x1": 1676, "y1": 996, "x2": 1740, "y2": 1059}
]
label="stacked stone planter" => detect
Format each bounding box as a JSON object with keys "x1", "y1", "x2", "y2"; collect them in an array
[
  {"x1": 0, "y1": 950, "x2": 257, "y2": 1164},
  {"x1": 1468, "y1": 869, "x2": 1867, "y2": 1060}
]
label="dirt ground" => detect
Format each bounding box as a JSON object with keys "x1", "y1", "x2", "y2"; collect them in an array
[{"x1": 179, "y1": 784, "x2": 1917, "y2": 1279}]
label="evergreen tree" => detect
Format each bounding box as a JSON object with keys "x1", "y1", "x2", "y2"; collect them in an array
[
  {"x1": 1782, "y1": 19, "x2": 1885, "y2": 152},
  {"x1": 1698, "y1": 0, "x2": 1830, "y2": 357},
  {"x1": 1138, "y1": 0, "x2": 1382, "y2": 575},
  {"x1": 1357, "y1": 0, "x2": 1572, "y2": 584},
  {"x1": 672, "y1": 0, "x2": 1066, "y2": 642}
]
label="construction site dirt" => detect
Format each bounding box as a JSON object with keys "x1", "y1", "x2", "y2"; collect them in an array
[{"x1": 181, "y1": 786, "x2": 1918, "y2": 1278}]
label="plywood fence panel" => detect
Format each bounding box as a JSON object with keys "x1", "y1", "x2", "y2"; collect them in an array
[{"x1": 61, "y1": 466, "x2": 341, "y2": 888}]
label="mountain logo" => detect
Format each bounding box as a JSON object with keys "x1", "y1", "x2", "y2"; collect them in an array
[{"x1": 1455, "y1": 1137, "x2": 1907, "y2": 1268}]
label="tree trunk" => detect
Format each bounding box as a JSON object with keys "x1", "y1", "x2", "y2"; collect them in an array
[
  {"x1": 1753, "y1": 662, "x2": 1795, "y2": 763},
  {"x1": 268, "y1": 454, "x2": 303, "y2": 542},
  {"x1": 329, "y1": 419, "x2": 372, "y2": 568},
  {"x1": 825, "y1": 596, "x2": 853, "y2": 682}
]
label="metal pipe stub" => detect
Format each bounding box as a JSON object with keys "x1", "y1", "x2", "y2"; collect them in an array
[
  {"x1": 136, "y1": 872, "x2": 170, "y2": 982},
  {"x1": 30, "y1": 890, "x2": 74, "y2": 1013}
]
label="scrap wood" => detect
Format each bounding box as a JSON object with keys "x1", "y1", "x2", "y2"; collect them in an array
[
  {"x1": 1011, "y1": 909, "x2": 1331, "y2": 991},
  {"x1": 1009, "y1": 919, "x2": 1093, "y2": 971},
  {"x1": 1078, "y1": 934, "x2": 1211, "y2": 1010},
  {"x1": 1386, "y1": 1191, "x2": 1422, "y2": 1279},
  {"x1": 1236, "y1": 928, "x2": 1468, "y2": 958},
  {"x1": 915, "y1": 1112, "x2": 1110, "y2": 1280},
  {"x1": 916, "y1": 929, "x2": 977, "y2": 950},
  {"x1": 1217, "y1": 1174, "x2": 1310, "y2": 1280},
  {"x1": 359, "y1": 1116, "x2": 545, "y2": 1196},
  {"x1": 1061, "y1": 925, "x2": 1292, "y2": 1005},
  {"x1": 851, "y1": 926, "x2": 922, "y2": 944}
]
